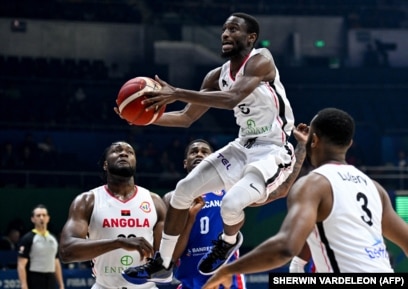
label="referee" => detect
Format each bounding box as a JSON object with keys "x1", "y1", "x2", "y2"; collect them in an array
[{"x1": 17, "y1": 204, "x2": 64, "y2": 289}]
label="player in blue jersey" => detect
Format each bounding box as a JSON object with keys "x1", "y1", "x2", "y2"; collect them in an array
[
  {"x1": 161, "y1": 128, "x2": 307, "y2": 288},
  {"x1": 162, "y1": 139, "x2": 246, "y2": 289}
]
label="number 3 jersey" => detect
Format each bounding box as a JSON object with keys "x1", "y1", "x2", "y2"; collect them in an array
[
  {"x1": 88, "y1": 185, "x2": 158, "y2": 289},
  {"x1": 308, "y1": 164, "x2": 393, "y2": 272}
]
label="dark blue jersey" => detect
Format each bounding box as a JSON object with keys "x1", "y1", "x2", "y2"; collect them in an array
[{"x1": 174, "y1": 190, "x2": 246, "y2": 289}]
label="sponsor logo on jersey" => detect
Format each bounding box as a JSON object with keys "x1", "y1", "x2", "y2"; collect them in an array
[
  {"x1": 241, "y1": 123, "x2": 273, "y2": 135},
  {"x1": 217, "y1": 153, "x2": 231, "y2": 170}
]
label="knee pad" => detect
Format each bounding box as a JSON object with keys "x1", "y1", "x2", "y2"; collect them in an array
[
  {"x1": 220, "y1": 171, "x2": 265, "y2": 225},
  {"x1": 170, "y1": 177, "x2": 196, "y2": 209}
]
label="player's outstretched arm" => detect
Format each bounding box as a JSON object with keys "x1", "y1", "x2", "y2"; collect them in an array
[{"x1": 143, "y1": 54, "x2": 273, "y2": 111}]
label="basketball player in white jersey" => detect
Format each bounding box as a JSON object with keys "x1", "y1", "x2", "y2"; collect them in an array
[
  {"x1": 59, "y1": 141, "x2": 168, "y2": 289},
  {"x1": 120, "y1": 12, "x2": 296, "y2": 284},
  {"x1": 202, "y1": 107, "x2": 408, "y2": 288}
]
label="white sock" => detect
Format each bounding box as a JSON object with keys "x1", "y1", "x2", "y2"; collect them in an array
[
  {"x1": 221, "y1": 232, "x2": 237, "y2": 245},
  {"x1": 159, "y1": 232, "x2": 179, "y2": 268}
]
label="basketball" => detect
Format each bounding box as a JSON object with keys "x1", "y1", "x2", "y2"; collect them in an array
[{"x1": 116, "y1": 76, "x2": 166, "y2": 126}]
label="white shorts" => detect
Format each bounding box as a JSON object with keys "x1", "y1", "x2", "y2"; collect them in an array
[{"x1": 203, "y1": 137, "x2": 295, "y2": 196}]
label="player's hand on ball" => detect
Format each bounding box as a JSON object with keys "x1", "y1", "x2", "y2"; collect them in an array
[
  {"x1": 113, "y1": 107, "x2": 133, "y2": 125},
  {"x1": 142, "y1": 75, "x2": 177, "y2": 111},
  {"x1": 116, "y1": 76, "x2": 166, "y2": 125}
]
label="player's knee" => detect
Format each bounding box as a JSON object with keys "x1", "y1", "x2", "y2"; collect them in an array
[
  {"x1": 220, "y1": 197, "x2": 244, "y2": 225},
  {"x1": 170, "y1": 179, "x2": 195, "y2": 209}
]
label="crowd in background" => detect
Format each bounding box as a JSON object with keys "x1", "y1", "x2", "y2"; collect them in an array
[{"x1": 0, "y1": 0, "x2": 406, "y2": 29}]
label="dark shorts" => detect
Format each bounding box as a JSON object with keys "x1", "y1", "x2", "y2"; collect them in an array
[{"x1": 27, "y1": 271, "x2": 56, "y2": 289}]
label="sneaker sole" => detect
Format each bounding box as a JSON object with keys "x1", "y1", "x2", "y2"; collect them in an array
[
  {"x1": 121, "y1": 272, "x2": 173, "y2": 285},
  {"x1": 148, "y1": 275, "x2": 173, "y2": 284},
  {"x1": 198, "y1": 231, "x2": 243, "y2": 275}
]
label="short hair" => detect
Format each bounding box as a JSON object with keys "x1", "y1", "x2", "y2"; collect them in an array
[
  {"x1": 231, "y1": 12, "x2": 260, "y2": 43},
  {"x1": 98, "y1": 141, "x2": 131, "y2": 169},
  {"x1": 97, "y1": 141, "x2": 132, "y2": 182},
  {"x1": 32, "y1": 204, "x2": 47, "y2": 216},
  {"x1": 184, "y1": 139, "x2": 214, "y2": 158},
  {"x1": 312, "y1": 108, "x2": 354, "y2": 146}
]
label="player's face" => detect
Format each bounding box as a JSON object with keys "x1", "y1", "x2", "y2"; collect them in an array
[
  {"x1": 184, "y1": 142, "x2": 213, "y2": 173},
  {"x1": 105, "y1": 142, "x2": 136, "y2": 177},
  {"x1": 221, "y1": 16, "x2": 250, "y2": 58}
]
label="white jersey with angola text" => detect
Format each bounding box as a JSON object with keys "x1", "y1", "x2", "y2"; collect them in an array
[
  {"x1": 218, "y1": 47, "x2": 294, "y2": 145},
  {"x1": 88, "y1": 185, "x2": 158, "y2": 289},
  {"x1": 307, "y1": 164, "x2": 393, "y2": 272}
]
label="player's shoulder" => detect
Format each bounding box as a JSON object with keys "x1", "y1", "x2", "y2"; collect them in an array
[
  {"x1": 205, "y1": 66, "x2": 222, "y2": 79},
  {"x1": 256, "y1": 47, "x2": 273, "y2": 59},
  {"x1": 76, "y1": 189, "x2": 96, "y2": 202},
  {"x1": 69, "y1": 189, "x2": 96, "y2": 214},
  {"x1": 162, "y1": 190, "x2": 174, "y2": 208}
]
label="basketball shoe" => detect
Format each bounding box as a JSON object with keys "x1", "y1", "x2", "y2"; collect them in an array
[
  {"x1": 122, "y1": 251, "x2": 173, "y2": 284},
  {"x1": 198, "y1": 231, "x2": 243, "y2": 275}
]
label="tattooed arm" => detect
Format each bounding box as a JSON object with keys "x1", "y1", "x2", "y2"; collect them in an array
[{"x1": 250, "y1": 123, "x2": 308, "y2": 207}]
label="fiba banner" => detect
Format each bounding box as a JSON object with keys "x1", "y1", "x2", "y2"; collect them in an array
[
  {"x1": 0, "y1": 269, "x2": 95, "y2": 289},
  {"x1": 269, "y1": 273, "x2": 406, "y2": 288}
]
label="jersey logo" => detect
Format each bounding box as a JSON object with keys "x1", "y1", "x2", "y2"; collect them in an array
[
  {"x1": 140, "y1": 201, "x2": 151, "y2": 213},
  {"x1": 222, "y1": 79, "x2": 228, "y2": 87}
]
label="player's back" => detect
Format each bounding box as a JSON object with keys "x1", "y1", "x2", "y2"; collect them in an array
[{"x1": 308, "y1": 164, "x2": 393, "y2": 272}]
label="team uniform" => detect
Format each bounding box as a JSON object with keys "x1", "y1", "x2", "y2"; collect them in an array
[
  {"x1": 18, "y1": 229, "x2": 59, "y2": 289},
  {"x1": 121, "y1": 47, "x2": 296, "y2": 283},
  {"x1": 308, "y1": 164, "x2": 394, "y2": 272},
  {"x1": 89, "y1": 185, "x2": 159, "y2": 289},
  {"x1": 174, "y1": 190, "x2": 246, "y2": 289},
  {"x1": 171, "y1": 48, "x2": 295, "y2": 219},
  {"x1": 207, "y1": 47, "x2": 294, "y2": 197}
]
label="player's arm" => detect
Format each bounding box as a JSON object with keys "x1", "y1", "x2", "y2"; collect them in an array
[
  {"x1": 250, "y1": 123, "x2": 308, "y2": 207},
  {"x1": 289, "y1": 242, "x2": 311, "y2": 273},
  {"x1": 202, "y1": 174, "x2": 324, "y2": 289},
  {"x1": 376, "y1": 180, "x2": 408, "y2": 256},
  {"x1": 59, "y1": 192, "x2": 154, "y2": 263},
  {"x1": 144, "y1": 53, "x2": 274, "y2": 111},
  {"x1": 151, "y1": 67, "x2": 221, "y2": 127},
  {"x1": 151, "y1": 192, "x2": 167, "y2": 251}
]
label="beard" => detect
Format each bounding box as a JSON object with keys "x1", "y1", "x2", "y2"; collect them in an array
[
  {"x1": 108, "y1": 165, "x2": 135, "y2": 178},
  {"x1": 221, "y1": 42, "x2": 246, "y2": 58}
]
